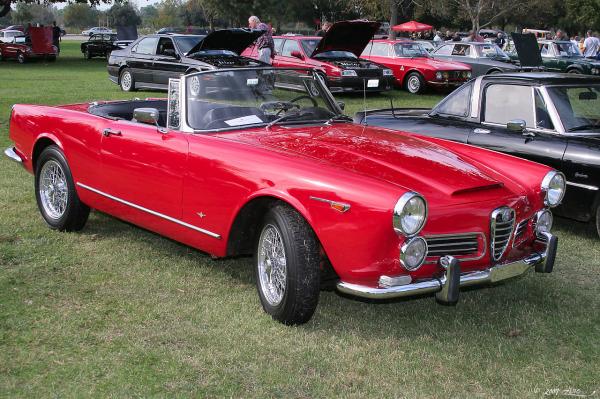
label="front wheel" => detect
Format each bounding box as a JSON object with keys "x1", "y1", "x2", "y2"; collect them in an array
[
  {"x1": 85, "y1": 48, "x2": 92, "y2": 59},
  {"x1": 405, "y1": 72, "x2": 425, "y2": 94},
  {"x1": 17, "y1": 52, "x2": 25, "y2": 64},
  {"x1": 120, "y1": 68, "x2": 136, "y2": 91},
  {"x1": 35, "y1": 146, "x2": 90, "y2": 231},
  {"x1": 255, "y1": 204, "x2": 321, "y2": 325}
]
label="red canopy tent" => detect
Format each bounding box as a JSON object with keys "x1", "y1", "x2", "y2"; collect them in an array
[{"x1": 391, "y1": 21, "x2": 433, "y2": 32}]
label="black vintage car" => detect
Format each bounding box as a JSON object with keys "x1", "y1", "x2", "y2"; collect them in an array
[
  {"x1": 356, "y1": 73, "x2": 600, "y2": 236},
  {"x1": 107, "y1": 29, "x2": 266, "y2": 91},
  {"x1": 81, "y1": 33, "x2": 132, "y2": 60}
]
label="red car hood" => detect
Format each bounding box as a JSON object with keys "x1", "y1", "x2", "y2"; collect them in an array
[
  {"x1": 224, "y1": 124, "x2": 515, "y2": 204},
  {"x1": 400, "y1": 57, "x2": 471, "y2": 71},
  {"x1": 312, "y1": 20, "x2": 380, "y2": 58}
]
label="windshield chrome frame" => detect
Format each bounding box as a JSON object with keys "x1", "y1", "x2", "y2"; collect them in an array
[{"x1": 178, "y1": 67, "x2": 344, "y2": 134}]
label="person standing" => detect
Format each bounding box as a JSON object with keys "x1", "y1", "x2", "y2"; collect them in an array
[
  {"x1": 433, "y1": 31, "x2": 443, "y2": 45},
  {"x1": 248, "y1": 16, "x2": 274, "y2": 65},
  {"x1": 52, "y1": 21, "x2": 61, "y2": 54},
  {"x1": 315, "y1": 21, "x2": 331, "y2": 37},
  {"x1": 494, "y1": 32, "x2": 506, "y2": 49},
  {"x1": 583, "y1": 30, "x2": 600, "y2": 58}
]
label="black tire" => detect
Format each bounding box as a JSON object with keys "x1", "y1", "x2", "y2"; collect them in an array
[
  {"x1": 17, "y1": 52, "x2": 25, "y2": 64},
  {"x1": 595, "y1": 205, "x2": 600, "y2": 239},
  {"x1": 34, "y1": 145, "x2": 90, "y2": 231},
  {"x1": 85, "y1": 48, "x2": 92, "y2": 59},
  {"x1": 0, "y1": 48, "x2": 3, "y2": 61},
  {"x1": 487, "y1": 69, "x2": 502, "y2": 74},
  {"x1": 404, "y1": 72, "x2": 425, "y2": 94},
  {"x1": 119, "y1": 68, "x2": 136, "y2": 92},
  {"x1": 254, "y1": 203, "x2": 321, "y2": 325},
  {"x1": 567, "y1": 68, "x2": 582, "y2": 74},
  {"x1": 105, "y1": 51, "x2": 111, "y2": 61}
]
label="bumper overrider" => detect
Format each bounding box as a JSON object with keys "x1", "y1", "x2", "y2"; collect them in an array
[{"x1": 337, "y1": 231, "x2": 558, "y2": 305}]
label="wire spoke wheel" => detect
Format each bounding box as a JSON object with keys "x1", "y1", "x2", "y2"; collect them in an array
[
  {"x1": 257, "y1": 224, "x2": 287, "y2": 306},
  {"x1": 39, "y1": 160, "x2": 68, "y2": 220}
]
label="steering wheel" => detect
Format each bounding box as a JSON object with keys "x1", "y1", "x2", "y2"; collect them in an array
[
  {"x1": 290, "y1": 95, "x2": 318, "y2": 107},
  {"x1": 259, "y1": 101, "x2": 301, "y2": 116}
]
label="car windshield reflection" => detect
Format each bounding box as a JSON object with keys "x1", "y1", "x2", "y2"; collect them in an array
[
  {"x1": 185, "y1": 68, "x2": 344, "y2": 131},
  {"x1": 547, "y1": 85, "x2": 600, "y2": 132}
]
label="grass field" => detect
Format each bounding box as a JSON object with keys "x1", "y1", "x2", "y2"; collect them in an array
[{"x1": 1, "y1": 42, "x2": 599, "y2": 398}]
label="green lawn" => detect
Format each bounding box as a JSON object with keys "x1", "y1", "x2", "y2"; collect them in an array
[{"x1": 1, "y1": 42, "x2": 599, "y2": 398}]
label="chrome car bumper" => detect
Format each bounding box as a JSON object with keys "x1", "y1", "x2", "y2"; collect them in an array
[
  {"x1": 4, "y1": 147, "x2": 23, "y2": 164},
  {"x1": 337, "y1": 232, "x2": 557, "y2": 304}
]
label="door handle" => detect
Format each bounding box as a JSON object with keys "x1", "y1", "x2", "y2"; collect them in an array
[{"x1": 103, "y1": 128, "x2": 122, "y2": 137}]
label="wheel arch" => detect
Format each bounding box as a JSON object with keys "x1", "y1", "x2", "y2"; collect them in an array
[
  {"x1": 32, "y1": 134, "x2": 63, "y2": 170},
  {"x1": 226, "y1": 193, "x2": 319, "y2": 257},
  {"x1": 566, "y1": 65, "x2": 584, "y2": 74}
]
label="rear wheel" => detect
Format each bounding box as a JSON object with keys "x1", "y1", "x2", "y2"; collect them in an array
[
  {"x1": 85, "y1": 48, "x2": 92, "y2": 59},
  {"x1": 255, "y1": 204, "x2": 320, "y2": 325},
  {"x1": 120, "y1": 68, "x2": 136, "y2": 91},
  {"x1": 17, "y1": 52, "x2": 25, "y2": 64},
  {"x1": 404, "y1": 72, "x2": 425, "y2": 94},
  {"x1": 35, "y1": 146, "x2": 90, "y2": 231}
]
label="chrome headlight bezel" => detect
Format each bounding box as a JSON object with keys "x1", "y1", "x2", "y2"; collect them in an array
[
  {"x1": 534, "y1": 209, "x2": 553, "y2": 236},
  {"x1": 393, "y1": 192, "x2": 428, "y2": 237},
  {"x1": 400, "y1": 236, "x2": 428, "y2": 271},
  {"x1": 382, "y1": 69, "x2": 393, "y2": 76},
  {"x1": 435, "y1": 71, "x2": 443, "y2": 80},
  {"x1": 541, "y1": 171, "x2": 566, "y2": 207}
]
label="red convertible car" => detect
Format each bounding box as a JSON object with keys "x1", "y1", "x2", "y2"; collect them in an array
[
  {"x1": 243, "y1": 21, "x2": 395, "y2": 93},
  {"x1": 0, "y1": 26, "x2": 57, "y2": 63},
  {"x1": 361, "y1": 39, "x2": 472, "y2": 94},
  {"x1": 5, "y1": 67, "x2": 563, "y2": 325}
]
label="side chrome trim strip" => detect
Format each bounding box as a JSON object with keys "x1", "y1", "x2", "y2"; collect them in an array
[
  {"x1": 4, "y1": 147, "x2": 23, "y2": 163},
  {"x1": 566, "y1": 181, "x2": 599, "y2": 191},
  {"x1": 76, "y1": 182, "x2": 221, "y2": 239}
]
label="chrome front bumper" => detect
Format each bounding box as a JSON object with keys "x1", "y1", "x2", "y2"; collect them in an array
[
  {"x1": 337, "y1": 232, "x2": 557, "y2": 303},
  {"x1": 4, "y1": 147, "x2": 23, "y2": 164}
]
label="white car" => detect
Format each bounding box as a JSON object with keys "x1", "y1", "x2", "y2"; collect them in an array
[
  {"x1": 82, "y1": 27, "x2": 113, "y2": 36},
  {"x1": 0, "y1": 30, "x2": 24, "y2": 43}
]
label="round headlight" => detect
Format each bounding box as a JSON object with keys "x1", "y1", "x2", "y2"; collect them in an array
[
  {"x1": 400, "y1": 236, "x2": 428, "y2": 270},
  {"x1": 393, "y1": 192, "x2": 428, "y2": 236},
  {"x1": 541, "y1": 171, "x2": 566, "y2": 207},
  {"x1": 435, "y1": 71, "x2": 443, "y2": 80},
  {"x1": 535, "y1": 209, "x2": 553, "y2": 235}
]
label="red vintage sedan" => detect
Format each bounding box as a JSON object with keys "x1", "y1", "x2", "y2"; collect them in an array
[
  {"x1": 0, "y1": 27, "x2": 57, "y2": 63},
  {"x1": 5, "y1": 68, "x2": 563, "y2": 325},
  {"x1": 243, "y1": 21, "x2": 396, "y2": 93},
  {"x1": 361, "y1": 39, "x2": 472, "y2": 94}
]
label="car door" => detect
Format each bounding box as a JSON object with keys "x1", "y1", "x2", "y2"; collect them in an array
[
  {"x1": 99, "y1": 119, "x2": 189, "y2": 221},
  {"x1": 540, "y1": 43, "x2": 561, "y2": 72},
  {"x1": 276, "y1": 39, "x2": 309, "y2": 86},
  {"x1": 152, "y1": 36, "x2": 185, "y2": 86},
  {"x1": 467, "y1": 83, "x2": 566, "y2": 171},
  {"x1": 128, "y1": 36, "x2": 158, "y2": 85},
  {"x1": 88, "y1": 34, "x2": 102, "y2": 55}
]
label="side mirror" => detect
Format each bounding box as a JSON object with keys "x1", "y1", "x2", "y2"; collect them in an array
[
  {"x1": 337, "y1": 101, "x2": 345, "y2": 110},
  {"x1": 507, "y1": 119, "x2": 526, "y2": 132},
  {"x1": 290, "y1": 50, "x2": 304, "y2": 60},
  {"x1": 134, "y1": 107, "x2": 159, "y2": 125}
]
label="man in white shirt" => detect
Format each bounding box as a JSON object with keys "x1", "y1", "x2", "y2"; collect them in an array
[
  {"x1": 583, "y1": 30, "x2": 600, "y2": 58},
  {"x1": 433, "y1": 31, "x2": 443, "y2": 45}
]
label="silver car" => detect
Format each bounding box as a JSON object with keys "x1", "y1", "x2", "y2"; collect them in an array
[{"x1": 432, "y1": 42, "x2": 520, "y2": 77}]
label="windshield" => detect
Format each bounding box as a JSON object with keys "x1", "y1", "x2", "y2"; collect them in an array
[
  {"x1": 173, "y1": 35, "x2": 204, "y2": 54},
  {"x1": 394, "y1": 42, "x2": 429, "y2": 57},
  {"x1": 185, "y1": 69, "x2": 342, "y2": 131},
  {"x1": 301, "y1": 39, "x2": 357, "y2": 59},
  {"x1": 480, "y1": 44, "x2": 509, "y2": 59},
  {"x1": 547, "y1": 85, "x2": 600, "y2": 132},
  {"x1": 555, "y1": 42, "x2": 582, "y2": 57}
]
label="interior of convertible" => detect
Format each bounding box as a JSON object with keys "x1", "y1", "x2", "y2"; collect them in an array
[{"x1": 89, "y1": 99, "x2": 169, "y2": 127}]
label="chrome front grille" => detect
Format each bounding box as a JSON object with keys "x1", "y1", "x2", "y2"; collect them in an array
[
  {"x1": 491, "y1": 207, "x2": 516, "y2": 261},
  {"x1": 424, "y1": 233, "x2": 484, "y2": 263}
]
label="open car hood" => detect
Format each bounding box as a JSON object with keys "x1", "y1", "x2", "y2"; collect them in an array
[
  {"x1": 511, "y1": 33, "x2": 543, "y2": 67},
  {"x1": 311, "y1": 20, "x2": 380, "y2": 58},
  {"x1": 187, "y1": 28, "x2": 264, "y2": 55}
]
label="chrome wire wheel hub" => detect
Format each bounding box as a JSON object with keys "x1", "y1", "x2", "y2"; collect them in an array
[
  {"x1": 257, "y1": 224, "x2": 287, "y2": 306},
  {"x1": 122, "y1": 72, "x2": 131, "y2": 90},
  {"x1": 39, "y1": 160, "x2": 68, "y2": 220},
  {"x1": 408, "y1": 76, "x2": 420, "y2": 92}
]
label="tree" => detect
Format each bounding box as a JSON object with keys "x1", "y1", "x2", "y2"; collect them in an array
[
  {"x1": 63, "y1": 3, "x2": 99, "y2": 30},
  {"x1": 140, "y1": 4, "x2": 159, "y2": 29},
  {"x1": 107, "y1": 2, "x2": 141, "y2": 26}
]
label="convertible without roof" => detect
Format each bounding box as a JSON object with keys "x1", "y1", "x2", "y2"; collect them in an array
[{"x1": 6, "y1": 68, "x2": 562, "y2": 324}]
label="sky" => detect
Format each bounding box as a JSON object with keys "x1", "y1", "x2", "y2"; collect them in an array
[{"x1": 53, "y1": 0, "x2": 162, "y2": 11}]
